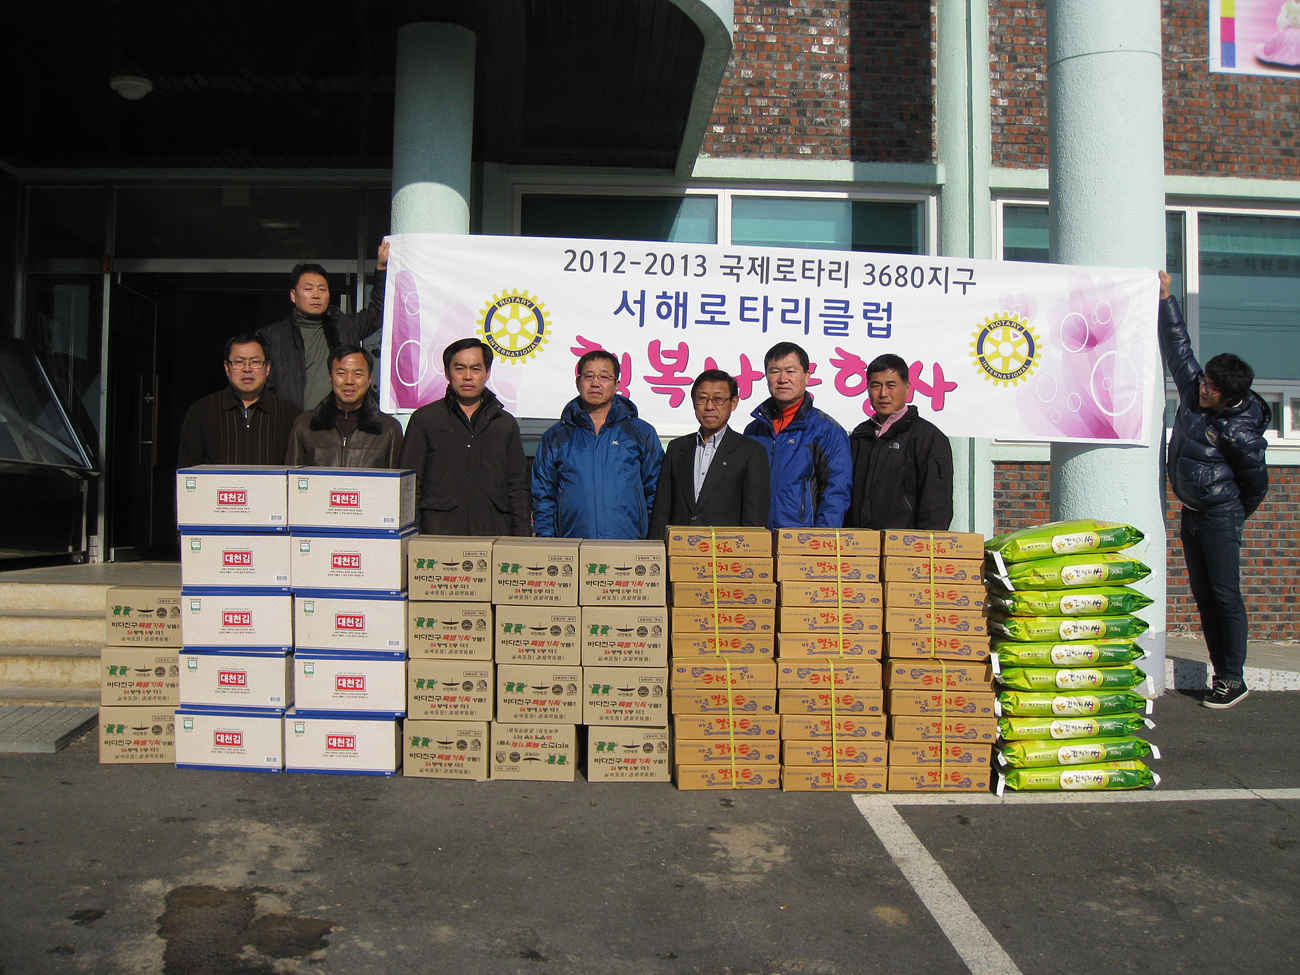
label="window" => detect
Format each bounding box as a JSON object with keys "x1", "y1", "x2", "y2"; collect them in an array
[
  {"x1": 520, "y1": 194, "x2": 717, "y2": 243},
  {"x1": 732, "y1": 197, "x2": 921, "y2": 253}
]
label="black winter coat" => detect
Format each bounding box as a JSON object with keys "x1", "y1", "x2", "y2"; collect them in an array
[
  {"x1": 846, "y1": 406, "x2": 953, "y2": 531},
  {"x1": 399, "y1": 388, "x2": 532, "y2": 536},
  {"x1": 1159, "y1": 295, "x2": 1269, "y2": 517}
]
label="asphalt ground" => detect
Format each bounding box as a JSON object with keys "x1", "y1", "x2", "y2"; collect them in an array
[{"x1": 1, "y1": 689, "x2": 1297, "y2": 975}]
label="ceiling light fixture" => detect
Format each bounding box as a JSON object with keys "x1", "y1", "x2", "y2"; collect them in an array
[{"x1": 109, "y1": 76, "x2": 153, "y2": 100}]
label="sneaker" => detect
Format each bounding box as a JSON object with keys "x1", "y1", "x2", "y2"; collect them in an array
[{"x1": 1202, "y1": 678, "x2": 1250, "y2": 709}]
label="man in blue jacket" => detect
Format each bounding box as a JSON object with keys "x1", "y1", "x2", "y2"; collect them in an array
[
  {"x1": 532, "y1": 350, "x2": 664, "y2": 539},
  {"x1": 1159, "y1": 271, "x2": 1270, "y2": 710},
  {"x1": 743, "y1": 341, "x2": 851, "y2": 530}
]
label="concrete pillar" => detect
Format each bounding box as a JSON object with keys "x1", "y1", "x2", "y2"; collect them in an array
[
  {"x1": 936, "y1": 0, "x2": 995, "y2": 537},
  {"x1": 391, "y1": 23, "x2": 476, "y2": 235},
  {"x1": 1047, "y1": 1, "x2": 1168, "y2": 688}
]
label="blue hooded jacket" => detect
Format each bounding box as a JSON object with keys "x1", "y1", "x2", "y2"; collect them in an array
[
  {"x1": 531, "y1": 394, "x2": 664, "y2": 538},
  {"x1": 744, "y1": 393, "x2": 851, "y2": 529}
]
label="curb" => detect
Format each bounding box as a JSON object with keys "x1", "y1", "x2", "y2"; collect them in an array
[{"x1": 1164, "y1": 656, "x2": 1300, "y2": 693}]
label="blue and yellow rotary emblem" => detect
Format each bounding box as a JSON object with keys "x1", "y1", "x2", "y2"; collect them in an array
[
  {"x1": 480, "y1": 290, "x2": 550, "y2": 363},
  {"x1": 970, "y1": 313, "x2": 1040, "y2": 387}
]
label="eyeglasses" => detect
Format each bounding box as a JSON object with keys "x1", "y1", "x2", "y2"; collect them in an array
[
  {"x1": 1199, "y1": 375, "x2": 1220, "y2": 394},
  {"x1": 693, "y1": 394, "x2": 734, "y2": 407},
  {"x1": 227, "y1": 358, "x2": 267, "y2": 369},
  {"x1": 579, "y1": 372, "x2": 617, "y2": 383}
]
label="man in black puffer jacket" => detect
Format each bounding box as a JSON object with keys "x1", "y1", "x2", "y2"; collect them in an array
[{"x1": 1159, "y1": 271, "x2": 1270, "y2": 710}]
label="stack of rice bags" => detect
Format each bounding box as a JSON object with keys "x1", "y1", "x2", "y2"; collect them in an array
[{"x1": 985, "y1": 519, "x2": 1160, "y2": 795}]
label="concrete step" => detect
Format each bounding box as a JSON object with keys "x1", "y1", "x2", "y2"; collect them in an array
[
  {"x1": 0, "y1": 646, "x2": 100, "y2": 692},
  {"x1": 0, "y1": 611, "x2": 106, "y2": 647},
  {"x1": 0, "y1": 582, "x2": 113, "y2": 614},
  {"x1": 0, "y1": 685, "x2": 99, "y2": 706}
]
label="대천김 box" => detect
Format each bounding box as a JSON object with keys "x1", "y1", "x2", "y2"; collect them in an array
[
  {"x1": 880, "y1": 531, "x2": 985, "y2": 560},
  {"x1": 670, "y1": 582, "x2": 777, "y2": 608},
  {"x1": 669, "y1": 688, "x2": 777, "y2": 716},
  {"x1": 673, "y1": 713, "x2": 780, "y2": 739},
  {"x1": 781, "y1": 739, "x2": 888, "y2": 766},
  {"x1": 287, "y1": 467, "x2": 415, "y2": 532},
  {"x1": 582, "y1": 666, "x2": 668, "y2": 726},
  {"x1": 665, "y1": 527, "x2": 772, "y2": 558},
  {"x1": 668, "y1": 557, "x2": 774, "y2": 584},
  {"x1": 778, "y1": 581, "x2": 883, "y2": 608},
  {"x1": 774, "y1": 528, "x2": 880, "y2": 556},
  {"x1": 404, "y1": 720, "x2": 490, "y2": 780},
  {"x1": 780, "y1": 712, "x2": 886, "y2": 739},
  {"x1": 776, "y1": 556, "x2": 879, "y2": 583},
  {"x1": 176, "y1": 466, "x2": 289, "y2": 530},
  {"x1": 105, "y1": 586, "x2": 182, "y2": 647},
  {"x1": 98, "y1": 706, "x2": 176, "y2": 764},
  {"x1": 492, "y1": 538, "x2": 580, "y2": 605},
  {"x1": 100, "y1": 648, "x2": 179, "y2": 706},
  {"x1": 777, "y1": 688, "x2": 885, "y2": 716},
  {"x1": 880, "y1": 557, "x2": 986, "y2": 585},
  {"x1": 579, "y1": 539, "x2": 666, "y2": 605},
  {"x1": 407, "y1": 659, "x2": 494, "y2": 721},
  {"x1": 290, "y1": 529, "x2": 414, "y2": 594},
  {"x1": 491, "y1": 722, "x2": 577, "y2": 782},
  {"x1": 495, "y1": 605, "x2": 582, "y2": 665},
  {"x1": 180, "y1": 588, "x2": 293, "y2": 650},
  {"x1": 581, "y1": 606, "x2": 667, "y2": 667},
  {"x1": 178, "y1": 649, "x2": 293, "y2": 711},
  {"x1": 292, "y1": 651, "x2": 406, "y2": 716},
  {"x1": 295, "y1": 590, "x2": 406, "y2": 653},
  {"x1": 408, "y1": 535, "x2": 494, "y2": 602},
  {"x1": 408, "y1": 602, "x2": 493, "y2": 660},
  {"x1": 776, "y1": 657, "x2": 882, "y2": 689},
  {"x1": 283, "y1": 710, "x2": 401, "y2": 775},
  {"x1": 776, "y1": 632, "x2": 882, "y2": 658},
  {"x1": 586, "y1": 726, "x2": 671, "y2": 782},
  {"x1": 181, "y1": 532, "x2": 291, "y2": 591},
  {"x1": 496, "y1": 664, "x2": 584, "y2": 724},
  {"x1": 780, "y1": 767, "x2": 887, "y2": 792},
  {"x1": 674, "y1": 764, "x2": 780, "y2": 790},
  {"x1": 886, "y1": 765, "x2": 993, "y2": 792},
  {"x1": 174, "y1": 705, "x2": 284, "y2": 772}
]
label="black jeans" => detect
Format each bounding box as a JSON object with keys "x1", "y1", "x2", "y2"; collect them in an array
[{"x1": 1180, "y1": 505, "x2": 1248, "y2": 682}]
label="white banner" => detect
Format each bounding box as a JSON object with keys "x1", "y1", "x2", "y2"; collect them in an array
[
  {"x1": 1209, "y1": 0, "x2": 1300, "y2": 77},
  {"x1": 380, "y1": 233, "x2": 1160, "y2": 444}
]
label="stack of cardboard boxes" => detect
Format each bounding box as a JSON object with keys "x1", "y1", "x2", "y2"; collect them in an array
[
  {"x1": 880, "y1": 530, "x2": 994, "y2": 793},
  {"x1": 99, "y1": 586, "x2": 182, "y2": 764},
  {"x1": 667, "y1": 528, "x2": 779, "y2": 790}
]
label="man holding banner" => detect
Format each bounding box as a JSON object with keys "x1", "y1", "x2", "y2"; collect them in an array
[{"x1": 531, "y1": 349, "x2": 664, "y2": 539}]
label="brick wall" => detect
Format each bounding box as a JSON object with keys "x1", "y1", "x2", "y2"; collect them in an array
[
  {"x1": 993, "y1": 461, "x2": 1300, "y2": 639},
  {"x1": 701, "y1": 1, "x2": 934, "y2": 161},
  {"x1": 991, "y1": 0, "x2": 1300, "y2": 178}
]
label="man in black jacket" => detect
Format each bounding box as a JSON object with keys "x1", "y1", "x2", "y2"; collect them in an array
[
  {"x1": 846, "y1": 354, "x2": 953, "y2": 531},
  {"x1": 399, "y1": 337, "x2": 531, "y2": 536},
  {"x1": 257, "y1": 240, "x2": 390, "y2": 410},
  {"x1": 285, "y1": 346, "x2": 403, "y2": 469},
  {"x1": 1159, "y1": 271, "x2": 1270, "y2": 710},
  {"x1": 648, "y1": 369, "x2": 770, "y2": 539}
]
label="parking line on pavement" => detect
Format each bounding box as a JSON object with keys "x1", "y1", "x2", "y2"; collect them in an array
[{"x1": 861, "y1": 787, "x2": 1300, "y2": 807}]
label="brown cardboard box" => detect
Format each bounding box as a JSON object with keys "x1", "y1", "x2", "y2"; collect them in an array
[
  {"x1": 880, "y1": 530, "x2": 985, "y2": 560},
  {"x1": 670, "y1": 633, "x2": 774, "y2": 657},
  {"x1": 774, "y1": 528, "x2": 880, "y2": 556},
  {"x1": 105, "y1": 587, "x2": 182, "y2": 648},
  {"x1": 495, "y1": 605, "x2": 582, "y2": 665},
  {"x1": 176, "y1": 465, "x2": 288, "y2": 530},
  {"x1": 778, "y1": 689, "x2": 885, "y2": 717},
  {"x1": 403, "y1": 720, "x2": 489, "y2": 780},
  {"x1": 581, "y1": 606, "x2": 668, "y2": 667},
  {"x1": 886, "y1": 765, "x2": 992, "y2": 792},
  {"x1": 669, "y1": 688, "x2": 777, "y2": 716},
  {"x1": 776, "y1": 633, "x2": 882, "y2": 658},
  {"x1": 674, "y1": 737, "x2": 780, "y2": 765},
  {"x1": 775, "y1": 658, "x2": 882, "y2": 689},
  {"x1": 408, "y1": 602, "x2": 494, "y2": 660},
  {"x1": 174, "y1": 706, "x2": 284, "y2": 772},
  {"x1": 289, "y1": 530, "x2": 413, "y2": 594},
  {"x1": 407, "y1": 659, "x2": 494, "y2": 721},
  {"x1": 408, "y1": 535, "x2": 493, "y2": 602},
  {"x1": 884, "y1": 607, "x2": 988, "y2": 635},
  {"x1": 883, "y1": 583, "x2": 987, "y2": 611},
  {"x1": 778, "y1": 581, "x2": 883, "y2": 609},
  {"x1": 665, "y1": 527, "x2": 772, "y2": 558},
  {"x1": 884, "y1": 659, "x2": 994, "y2": 689},
  {"x1": 884, "y1": 633, "x2": 992, "y2": 660},
  {"x1": 98, "y1": 706, "x2": 175, "y2": 764},
  {"x1": 670, "y1": 582, "x2": 777, "y2": 608},
  {"x1": 672, "y1": 713, "x2": 780, "y2": 740},
  {"x1": 887, "y1": 715, "x2": 998, "y2": 743},
  {"x1": 287, "y1": 468, "x2": 415, "y2": 532},
  {"x1": 777, "y1": 607, "x2": 883, "y2": 635},
  {"x1": 668, "y1": 557, "x2": 774, "y2": 583},
  {"x1": 776, "y1": 556, "x2": 879, "y2": 583},
  {"x1": 781, "y1": 739, "x2": 888, "y2": 766},
  {"x1": 496, "y1": 664, "x2": 584, "y2": 723},
  {"x1": 669, "y1": 657, "x2": 777, "y2": 689},
  {"x1": 671, "y1": 607, "x2": 775, "y2": 634},
  {"x1": 100, "y1": 648, "x2": 180, "y2": 706},
  {"x1": 886, "y1": 689, "x2": 996, "y2": 717},
  {"x1": 674, "y1": 764, "x2": 780, "y2": 790},
  {"x1": 181, "y1": 533, "x2": 292, "y2": 590},
  {"x1": 493, "y1": 538, "x2": 580, "y2": 605},
  {"x1": 887, "y1": 741, "x2": 993, "y2": 767},
  {"x1": 780, "y1": 712, "x2": 886, "y2": 739},
  {"x1": 295, "y1": 591, "x2": 407, "y2": 652},
  {"x1": 579, "y1": 540, "x2": 667, "y2": 605},
  {"x1": 491, "y1": 722, "x2": 577, "y2": 781},
  {"x1": 780, "y1": 767, "x2": 887, "y2": 792},
  {"x1": 178, "y1": 650, "x2": 293, "y2": 710},
  {"x1": 283, "y1": 711, "x2": 402, "y2": 775},
  {"x1": 180, "y1": 589, "x2": 294, "y2": 649},
  {"x1": 586, "y1": 726, "x2": 672, "y2": 783},
  {"x1": 880, "y1": 557, "x2": 986, "y2": 585},
  {"x1": 582, "y1": 666, "x2": 669, "y2": 726}
]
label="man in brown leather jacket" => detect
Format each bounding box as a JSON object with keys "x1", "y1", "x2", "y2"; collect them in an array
[{"x1": 285, "y1": 345, "x2": 403, "y2": 468}]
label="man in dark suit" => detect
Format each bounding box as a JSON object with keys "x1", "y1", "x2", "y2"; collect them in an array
[{"x1": 648, "y1": 369, "x2": 770, "y2": 538}]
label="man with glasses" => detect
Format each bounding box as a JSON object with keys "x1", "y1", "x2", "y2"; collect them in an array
[
  {"x1": 648, "y1": 369, "x2": 769, "y2": 539},
  {"x1": 532, "y1": 349, "x2": 664, "y2": 539},
  {"x1": 285, "y1": 345, "x2": 403, "y2": 468},
  {"x1": 1159, "y1": 271, "x2": 1270, "y2": 710},
  {"x1": 177, "y1": 334, "x2": 297, "y2": 467}
]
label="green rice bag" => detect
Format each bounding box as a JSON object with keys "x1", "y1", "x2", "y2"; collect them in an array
[
  {"x1": 995, "y1": 688, "x2": 1152, "y2": 717},
  {"x1": 991, "y1": 640, "x2": 1144, "y2": 668},
  {"x1": 997, "y1": 712, "x2": 1153, "y2": 741},
  {"x1": 985, "y1": 519, "x2": 1144, "y2": 563},
  {"x1": 996, "y1": 664, "x2": 1149, "y2": 692},
  {"x1": 989, "y1": 613, "x2": 1150, "y2": 642},
  {"x1": 998, "y1": 760, "x2": 1159, "y2": 793},
  {"x1": 987, "y1": 552, "x2": 1151, "y2": 591},
  {"x1": 988, "y1": 586, "x2": 1153, "y2": 618},
  {"x1": 997, "y1": 736, "x2": 1159, "y2": 768}
]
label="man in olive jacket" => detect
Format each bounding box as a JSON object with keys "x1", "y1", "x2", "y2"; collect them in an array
[
  {"x1": 398, "y1": 338, "x2": 532, "y2": 535},
  {"x1": 285, "y1": 346, "x2": 403, "y2": 468}
]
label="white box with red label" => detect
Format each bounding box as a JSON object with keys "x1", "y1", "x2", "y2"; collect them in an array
[
  {"x1": 294, "y1": 590, "x2": 406, "y2": 653},
  {"x1": 178, "y1": 649, "x2": 293, "y2": 710},
  {"x1": 283, "y1": 709, "x2": 401, "y2": 775},
  {"x1": 175, "y1": 705, "x2": 284, "y2": 772},
  {"x1": 176, "y1": 466, "x2": 290, "y2": 531},
  {"x1": 181, "y1": 532, "x2": 292, "y2": 590},
  {"x1": 180, "y1": 588, "x2": 293, "y2": 650},
  {"x1": 293, "y1": 651, "x2": 406, "y2": 716},
  {"x1": 290, "y1": 529, "x2": 414, "y2": 594},
  {"x1": 287, "y1": 468, "x2": 416, "y2": 532}
]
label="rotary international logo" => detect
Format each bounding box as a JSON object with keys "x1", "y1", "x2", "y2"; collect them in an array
[
  {"x1": 480, "y1": 290, "x2": 550, "y2": 363},
  {"x1": 970, "y1": 313, "x2": 1040, "y2": 387}
]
